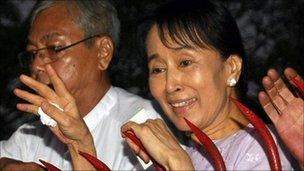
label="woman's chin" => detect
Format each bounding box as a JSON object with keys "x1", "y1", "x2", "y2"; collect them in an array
[{"x1": 174, "y1": 120, "x2": 192, "y2": 132}]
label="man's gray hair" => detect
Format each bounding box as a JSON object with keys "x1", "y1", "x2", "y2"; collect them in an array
[{"x1": 31, "y1": 0, "x2": 120, "y2": 47}]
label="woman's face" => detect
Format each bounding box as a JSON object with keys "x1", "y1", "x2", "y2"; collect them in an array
[{"x1": 147, "y1": 25, "x2": 232, "y2": 131}]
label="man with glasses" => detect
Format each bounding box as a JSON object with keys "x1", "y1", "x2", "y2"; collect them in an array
[{"x1": 0, "y1": 0, "x2": 160, "y2": 170}]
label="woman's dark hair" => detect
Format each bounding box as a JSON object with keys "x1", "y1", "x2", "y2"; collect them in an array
[{"x1": 138, "y1": 0, "x2": 248, "y2": 100}]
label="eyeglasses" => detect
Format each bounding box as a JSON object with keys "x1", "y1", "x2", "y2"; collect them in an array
[{"x1": 18, "y1": 34, "x2": 100, "y2": 68}]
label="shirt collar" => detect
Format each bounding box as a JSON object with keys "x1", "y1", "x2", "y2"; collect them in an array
[{"x1": 83, "y1": 86, "x2": 117, "y2": 131}]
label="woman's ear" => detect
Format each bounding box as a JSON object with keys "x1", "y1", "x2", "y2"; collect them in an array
[
  {"x1": 95, "y1": 36, "x2": 114, "y2": 71},
  {"x1": 225, "y1": 55, "x2": 242, "y2": 87}
]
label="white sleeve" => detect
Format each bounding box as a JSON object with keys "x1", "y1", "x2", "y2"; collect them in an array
[
  {"x1": 0, "y1": 125, "x2": 30, "y2": 161},
  {"x1": 142, "y1": 100, "x2": 162, "y2": 119}
]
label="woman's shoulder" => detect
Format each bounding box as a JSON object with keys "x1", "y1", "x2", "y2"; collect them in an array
[
  {"x1": 186, "y1": 124, "x2": 297, "y2": 170},
  {"x1": 216, "y1": 124, "x2": 297, "y2": 170}
]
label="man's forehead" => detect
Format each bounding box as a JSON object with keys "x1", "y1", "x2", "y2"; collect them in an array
[
  {"x1": 28, "y1": 5, "x2": 83, "y2": 45},
  {"x1": 27, "y1": 31, "x2": 65, "y2": 46},
  {"x1": 32, "y1": 4, "x2": 76, "y2": 30},
  {"x1": 42, "y1": 32, "x2": 62, "y2": 40},
  {"x1": 35, "y1": 3, "x2": 69, "y2": 20}
]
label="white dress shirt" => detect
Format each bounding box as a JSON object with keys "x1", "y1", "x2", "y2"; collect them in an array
[{"x1": 0, "y1": 86, "x2": 161, "y2": 170}]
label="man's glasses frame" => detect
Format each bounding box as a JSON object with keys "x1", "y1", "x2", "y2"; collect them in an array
[{"x1": 18, "y1": 34, "x2": 100, "y2": 68}]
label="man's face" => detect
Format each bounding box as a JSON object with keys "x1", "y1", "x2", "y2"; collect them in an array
[{"x1": 27, "y1": 4, "x2": 101, "y2": 97}]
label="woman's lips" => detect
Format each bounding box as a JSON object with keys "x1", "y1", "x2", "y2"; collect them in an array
[{"x1": 170, "y1": 97, "x2": 197, "y2": 114}]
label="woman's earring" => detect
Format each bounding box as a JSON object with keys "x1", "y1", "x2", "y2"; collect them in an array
[{"x1": 227, "y1": 78, "x2": 237, "y2": 86}]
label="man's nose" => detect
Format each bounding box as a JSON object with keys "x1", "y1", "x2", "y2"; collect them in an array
[
  {"x1": 30, "y1": 54, "x2": 46, "y2": 74},
  {"x1": 165, "y1": 69, "x2": 183, "y2": 94}
]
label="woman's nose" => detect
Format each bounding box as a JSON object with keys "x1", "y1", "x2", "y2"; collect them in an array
[{"x1": 165, "y1": 69, "x2": 183, "y2": 94}]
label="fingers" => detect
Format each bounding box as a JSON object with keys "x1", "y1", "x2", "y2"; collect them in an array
[
  {"x1": 267, "y1": 69, "x2": 294, "y2": 103},
  {"x1": 262, "y1": 76, "x2": 287, "y2": 112},
  {"x1": 19, "y1": 74, "x2": 58, "y2": 102},
  {"x1": 122, "y1": 119, "x2": 184, "y2": 169},
  {"x1": 145, "y1": 119, "x2": 177, "y2": 140},
  {"x1": 19, "y1": 65, "x2": 73, "y2": 106},
  {"x1": 147, "y1": 118, "x2": 165, "y2": 128},
  {"x1": 285, "y1": 67, "x2": 303, "y2": 83},
  {"x1": 14, "y1": 88, "x2": 45, "y2": 106},
  {"x1": 121, "y1": 122, "x2": 151, "y2": 162},
  {"x1": 121, "y1": 121, "x2": 156, "y2": 152},
  {"x1": 121, "y1": 121, "x2": 143, "y2": 139},
  {"x1": 122, "y1": 120, "x2": 163, "y2": 140},
  {"x1": 285, "y1": 67, "x2": 304, "y2": 97},
  {"x1": 258, "y1": 91, "x2": 279, "y2": 124},
  {"x1": 40, "y1": 101, "x2": 69, "y2": 127},
  {"x1": 261, "y1": 69, "x2": 295, "y2": 113},
  {"x1": 18, "y1": 66, "x2": 76, "y2": 115},
  {"x1": 45, "y1": 64, "x2": 74, "y2": 101},
  {"x1": 124, "y1": 134, "x2": 151, "y2": 163},
  {"x1": 16, "y1": 103, "x2": 39, "y2": 115}
]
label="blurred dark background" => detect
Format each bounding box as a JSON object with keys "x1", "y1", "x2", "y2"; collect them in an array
[{"x1": 0, "y1": 0, "x2": 303, "y2": 140}]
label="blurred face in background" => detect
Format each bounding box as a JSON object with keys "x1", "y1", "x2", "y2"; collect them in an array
[{"x1": 147, "y1": 25, "x2": 232, "y2": 132}]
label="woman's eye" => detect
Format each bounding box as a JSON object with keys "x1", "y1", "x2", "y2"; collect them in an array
[
  {"x1": 179, "y1": 59, "x2": 192, "y2": 67},
  {"x1": 150, "y1": 68, "x2": 165, "y2": 74}
]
